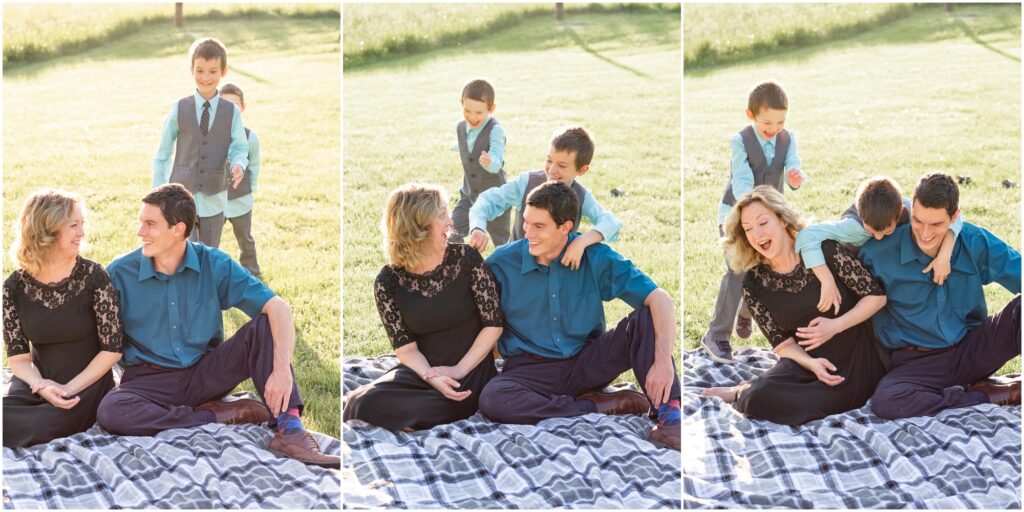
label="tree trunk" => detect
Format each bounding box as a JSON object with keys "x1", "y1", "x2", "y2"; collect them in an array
[
  {"x1": 555, "y1": 3, "x2": 564, "y2": 21},
  {"x1": 175, "y1": 3, "x2": 183, "y2": 27}
]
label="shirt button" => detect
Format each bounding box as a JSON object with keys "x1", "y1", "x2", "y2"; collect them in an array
[
  {"x1": 170, "y1": 302, "x2": 175, "y2": 306},
  {"x1": 171, "y1": 325, "x2": 176, "y2": 329},
  {"x1": 553, "y1": 316, "x2": 558, "y2": 321},
  {"x1": 551, "y1": 294, "x2": 556, "y2": 298}
]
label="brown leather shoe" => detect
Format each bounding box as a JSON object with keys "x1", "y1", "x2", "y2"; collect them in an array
[
  {"x1": 967, "y1": 378, "x2": 1022, "y2": 406},
  {"x1": 648, "y1": 423, "x2": 680, "y2": 450},
  {"x1": 576, "y1": 389, "x2": 650, "y2": 416},
  {"x1": 269, "y1": 431, "x2": 341, "y2": 469},
  {"x1": 196, "y1": 397, "x2": 272, "y2": 425}
]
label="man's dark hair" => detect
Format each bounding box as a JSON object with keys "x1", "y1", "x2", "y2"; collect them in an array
[
  {"x1": 461, "y1": 79, "x2": 495, "y2": 106},
  {"x1": 526, "y1": 180, "x2": 579, "y2": 229},
  {"x1": 551, "y1": 126, "x2": 595, "y2": 170},
  {"x1": 856, "y1": 177, "x2": 904, "y2": 231},
  {"x1": 748, "y1": 80, "x2": 788, "y2": 116},
  {"x1": 190, "y1": 38, "x2": 228, "y2": 70},
  {"x1": 913, "y1": 172, "x2": 959, "y2": 217},
  {"x1": 143, "y1": 184, "x2": 196, "y2": 238}
]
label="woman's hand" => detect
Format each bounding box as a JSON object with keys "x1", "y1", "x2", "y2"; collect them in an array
[
  {"x1": 807, "y1": 358, "x2": 845, "y2": 386},
  {"x1": 796, "y1": 316, "x2": 841, "y2": 351},
  {"x1": 29, "y1": 378, "x2": 61, "y2": 394},
  {"x1": 36, "y1": 384, "x2": 80, "y2": 409},
  {"x1": 423, "y1": 365, "x2": 466, "y2": 381},
  {"x1": 425, "y1": 374, "x2": 472, "y2": 402}
]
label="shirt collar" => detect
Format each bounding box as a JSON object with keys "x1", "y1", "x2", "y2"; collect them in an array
[
  {"x1": 753, "y1": 128, "x2": 776, "y2": 148},
  {"x1": 194, "y1": 89, "x2": 220, "y2": 108},
  {"x1": 898, "y1": 225, "x2": 928, "y2": 265},
  {"x1": 138, "y1": 242, "x2": 201, "y2": 281},
  {"x1": 519, "y1": 232, "x2": 579, "y2": 275},
  {"x1": 465, "y1": 115, "x2": 491, "y2": 134}
]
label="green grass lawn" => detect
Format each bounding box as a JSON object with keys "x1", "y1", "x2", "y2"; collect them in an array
[
  {"x1": 3, "y1": 14, "x2": 341, "y2": 435},
  {"x1": 684, "y1": 4, "x2": 1021, "y2": 374},
  {"x1": 344, "y1": 10, "x2": 681, "y2": 386}
]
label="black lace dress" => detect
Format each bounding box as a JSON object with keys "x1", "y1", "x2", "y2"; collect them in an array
[
  {"x1": 3, "y1": 257, "x2": 123, "y2": 448},
  {"x1": 732, "y1": 241, "x2": 887, "y2": 426},
  {"x1": 344, "y1": 244, "x2": 503, "y2": 431}
]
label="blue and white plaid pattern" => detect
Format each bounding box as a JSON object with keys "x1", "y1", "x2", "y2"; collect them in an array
[
  {"x1": 684, "y1": 348, "x2": 1022, "y2": 509},
  {"x1": 343, "y1": 356, "x2": 681, "y2": 509}
]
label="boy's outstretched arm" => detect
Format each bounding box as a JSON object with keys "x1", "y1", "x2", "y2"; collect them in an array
[
  {"x1": 468, "y1": 172, "x2": 528, "y2": 250},
  {"x1": 783, "y1": 131, "x2": 804, "y2": 190},
  {"x1": 152, "y1": 103, "x2": 180, "y2": 187},
  {"x1": 480, "y1": 123, "x2": 505, "y2": 174},
  {"x1": 561, "y1": 192, "x2": 622, "y2": 269},
  {"x1": 923, "y1": 211, "x2": 963, "y2": 285},
  {"x1": 226, "y1": 105, "x2": 249, "y2": 188}
]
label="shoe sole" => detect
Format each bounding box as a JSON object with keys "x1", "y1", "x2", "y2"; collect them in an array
[
  {"x1": 700, "y1": 338, "x2": 735, "y2": 365},
  {"x1": 268, "y1": 447, "x2": 341, "y2": 469}
]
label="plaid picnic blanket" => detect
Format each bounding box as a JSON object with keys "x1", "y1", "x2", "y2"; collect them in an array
[
  {"x1": 684, "y1": 348, "x2": 1022, "y2": 509},
  {"x1": 2, "y1": 370, "x2": 341, "y2": 509},
  {"x1": 343, "y1": 356, "x2": 681, "y2": 509}
]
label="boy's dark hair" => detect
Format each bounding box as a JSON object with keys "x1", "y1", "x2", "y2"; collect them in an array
[
  {"x1": 143, "y1": 184, "x2": 196, "y2": 238},
  {"x1": 526, "y1": 181, "x2": 579, "y2": 229},
  {"x1": 856, "y1": 177, "x2": 904, "y2": 231},
  {"x1": 913, "y1": 172, "x2": 959, "y2": 217},
  {"x1": 748, "y1": 80, "x2": 788, "y2": 116},
  {"x1": 190, "y1": 38, "x2": 228, "y2": 70},
  {"x1": 220, "y1": 83, "x2": 245, "y2": 107},
  {"x1": 551, "y1": 127, "x2": 595, "y2": 170},
  {"x1": 461, "y1": 79, "x2": 495, "y2": 106}
]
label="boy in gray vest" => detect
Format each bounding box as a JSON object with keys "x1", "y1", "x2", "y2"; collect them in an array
[
  {"x1": 219, "y1": 83, "x2": 262, "y2": 279},
  {"x1": 702, "y1": 81, "x2": 807, "y2": 364},
  {"x1": 152, "y1": 38, "x2": 249, "y2": 248},
  {"x1": 450, "y1": 79, "x2": 510, "y2": 246},
  {"x1": 468, "y1": 127, "x2": 621, "y2": 270}
]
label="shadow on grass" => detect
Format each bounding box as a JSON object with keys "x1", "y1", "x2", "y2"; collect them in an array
[
  {"x1": 955, "y1": 17, "x2": 1021, "y2": 63},
  {"x1": 564, "y1": 24, "x2": 650, "y2": 79}
]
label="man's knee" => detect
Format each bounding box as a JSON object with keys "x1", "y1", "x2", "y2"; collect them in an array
[
  {"x1": 478, "y1": 379, "x2": 521, "y2": 423},
  {"x1": 870, "y1": 384, "x2": 910, "y2": 420},
  {"x1": 97, "y1": 391, "x2": 140, "y2": 435}
]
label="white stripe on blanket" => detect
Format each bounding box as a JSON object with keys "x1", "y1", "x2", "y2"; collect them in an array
[
  {"x1": 343, "y1": 356, "x2": 681, "y2": 509},
  {"x1": 684, "y1": 348, "x2": 1021, "y2": 509}
]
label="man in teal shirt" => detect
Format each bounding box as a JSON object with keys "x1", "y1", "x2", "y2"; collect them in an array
[{"x1": 859, "y1": 173, "x2": 1021, "y2": 419}]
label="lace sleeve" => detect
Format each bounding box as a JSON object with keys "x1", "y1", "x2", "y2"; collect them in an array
[
  {"x1": 464, "y1": 247, "x2": 504, "y2": 328},
  {"x1": 89, "y1": 266, "x2": 123, "y2": 353},
  {"x1": 823, "y1": 240, "x2": 884, "y2": 297},
  {"x1": 3, "y1": 275, "x2": 29, "y2": 357},
  {"x1": 742, "y1": 276, "x2": 794, "y2": 348},
  {"x1": 374, "y1": 269, "x2": 415, "y2": 349}
]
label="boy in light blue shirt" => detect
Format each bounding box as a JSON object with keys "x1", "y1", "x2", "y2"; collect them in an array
[
  {"x1": 219, "y1": 83, "x2": 262, "y2": 279},
  {"x1": 796, "y1": 176, "x2": 960, "y2": 315},
  {"x1": 702, "y1": 81, "x2": 806, "y2": 364},
  {"x1": 152, "y1": 38, "x2": 249, "y2": 248},
  {"x1": 468, "y1": 126, "x2": 621, "y2": 269}
]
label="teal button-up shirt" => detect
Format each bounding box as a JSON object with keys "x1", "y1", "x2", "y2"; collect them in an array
[
  {"x1": 859, "y1": 222, "x2": 1021, "y2": 350},
  {"x1": 485, "y1": 234, "x2": 658, "y2": 359}
]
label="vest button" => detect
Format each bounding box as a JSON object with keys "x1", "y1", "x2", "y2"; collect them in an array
[{"x1": 200, "y1": 156, "x2": 205, "y2": 160}]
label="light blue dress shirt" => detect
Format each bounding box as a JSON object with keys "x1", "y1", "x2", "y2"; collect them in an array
[
  {"x1": 152, "y1": 89, "x2": 250, "y2": 218},
  {"x1": 717, "y1": 129, "x2": 804, "y2": 225},
  {"x1": 224, "y1": 129, "x2": 261, "y2": 219},
  {"x1": 859, "y1": 222, "x2": 1021, "y2": 350},
  {"x1": 468, "y1": 171, "x2": 622, "y2": 242},
  {"x1": 796, "y1": 198, "x2": 964, "y2": 269},
  {"x1": 107, "y1": 242, "x2": 276, "y2": 368},
  {"x1": 485, "y1": 234, "x2": 658, "y2": 359},
  {"x1": 452, "y1": 115, "x2": 505, "y2": 174}
]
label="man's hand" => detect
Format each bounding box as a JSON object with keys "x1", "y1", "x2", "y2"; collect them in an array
[
  {"x1": 263, "y1": 367, "x2": 293, "y2": 416},
  {"x1": 807, "y1": 357, "x2": 844, "y2": 386},
  {"x1": 468, "y1": 228, "x2": 489, "y2": 252},
  {"x1": 231, "y1": 164, "x2": 244, "y2": 189},
  {"x1": 479, "y1": 151, "x2": 492, "y2": 168},
  {"x1": 786, "y1": 168, "x2": 804, "y2": 188},
  {"x1": 560, "y1": 237, "x2": 586, "y2": 270},
  {"x1": 426, "y1": 375, "x2": 471, "y2": 402},
  {"x1": 645, "y1": 357, "x2": 675, "y2": 408},
  {"x1": 37, "y1": 384, "x2": 80, "y2": 409},
  {"x1": 796, "y1": 316, "x2": 841, "y2": 351}
]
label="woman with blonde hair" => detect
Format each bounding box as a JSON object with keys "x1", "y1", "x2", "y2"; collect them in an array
[
  {"x1": 344, "y1": 183, "x2": 503, "y2": 430},
  {"x1": 3, "y1": 189, "x2": 123, "y2": 447},
  {"x1": 700, "y1": 186, "x2": 888, "y2": 425}
]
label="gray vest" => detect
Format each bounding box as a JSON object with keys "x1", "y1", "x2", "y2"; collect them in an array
[
  {"x1": 512, "y1": 170, "x2": 586, "y2": 240},
  {"x1": 720, "y1": 125, "x2": 791, "y2": 207},
  {"x1": 227, "y1": 128, "x2": 253, "y2": 199},
  {"x1": 457, "y1": 117, "x2": 506, "y2": 198},
  {"x1": 170, "y1": 95, "x2": 233, "y2": 195}
]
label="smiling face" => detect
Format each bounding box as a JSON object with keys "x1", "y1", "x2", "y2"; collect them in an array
[
  {"x1": 910, "y1": 200, "x2": 959, "y2": 257},
  {"x1": 137, "y1": 203, "x2": 185, "y2": 259},
  {"x1": 746, "y1": 107, "x2": 787, "y2": 140},
  {"x1": 427, "y1": 199, "x2": 453, "y2": 254},
  {"x1": 522, "y1": 205, "x2": 571, "y2": 266},
  {"x1": 191, "y1": 57, "x2": 227, "y2": 99},
  {"x1": 544, "y1": 146, "x2": 588, "y2": 184},
  {"x1": 461, "y1": 97, "x2": 494, "y2": 130},
  {"x1": 740, "y1": 200, "x2": 792, "y2": 263},
  {"x1": 53, "y1": 203, "x2": 85, "y2": 260}
]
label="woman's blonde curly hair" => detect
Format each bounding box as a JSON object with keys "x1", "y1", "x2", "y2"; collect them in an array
[
  {"x1": 10, "y1": 189, "x2": 86, "y2": 276},
  {"x1": 382, "y1": 183, "x2": 446, "y2": 270},
  {"x1": 722, "y1": 185, "x2": 805, "y2": 273}
]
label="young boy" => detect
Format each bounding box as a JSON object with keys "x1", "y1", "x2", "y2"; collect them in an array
[
  {"x1": 152, "y1": 38, "x2": 249, "y2": 248},
  {"x1": 795, "y1": 176, "x2": 961, "y2": 318},
  {"x1": 219, "y1": 83, "x2": 262, "y2": 279},
  {"x1": 467, "y1": 126, "x2": 621, "y2": 269},
  {"x1": 702, "y1": 80, "x2": 806, "y2": 364},
  {"x1": 450, "y1": 79, "x2": 510, "y2": 246}
]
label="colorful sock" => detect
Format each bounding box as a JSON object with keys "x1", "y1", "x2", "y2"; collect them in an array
[
  {"x1": 277, "y1": 408, "x2": 304, "y2": 435},
  {"x1": 657, "y1": 400, "x2": 680, "y2": 427}
]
